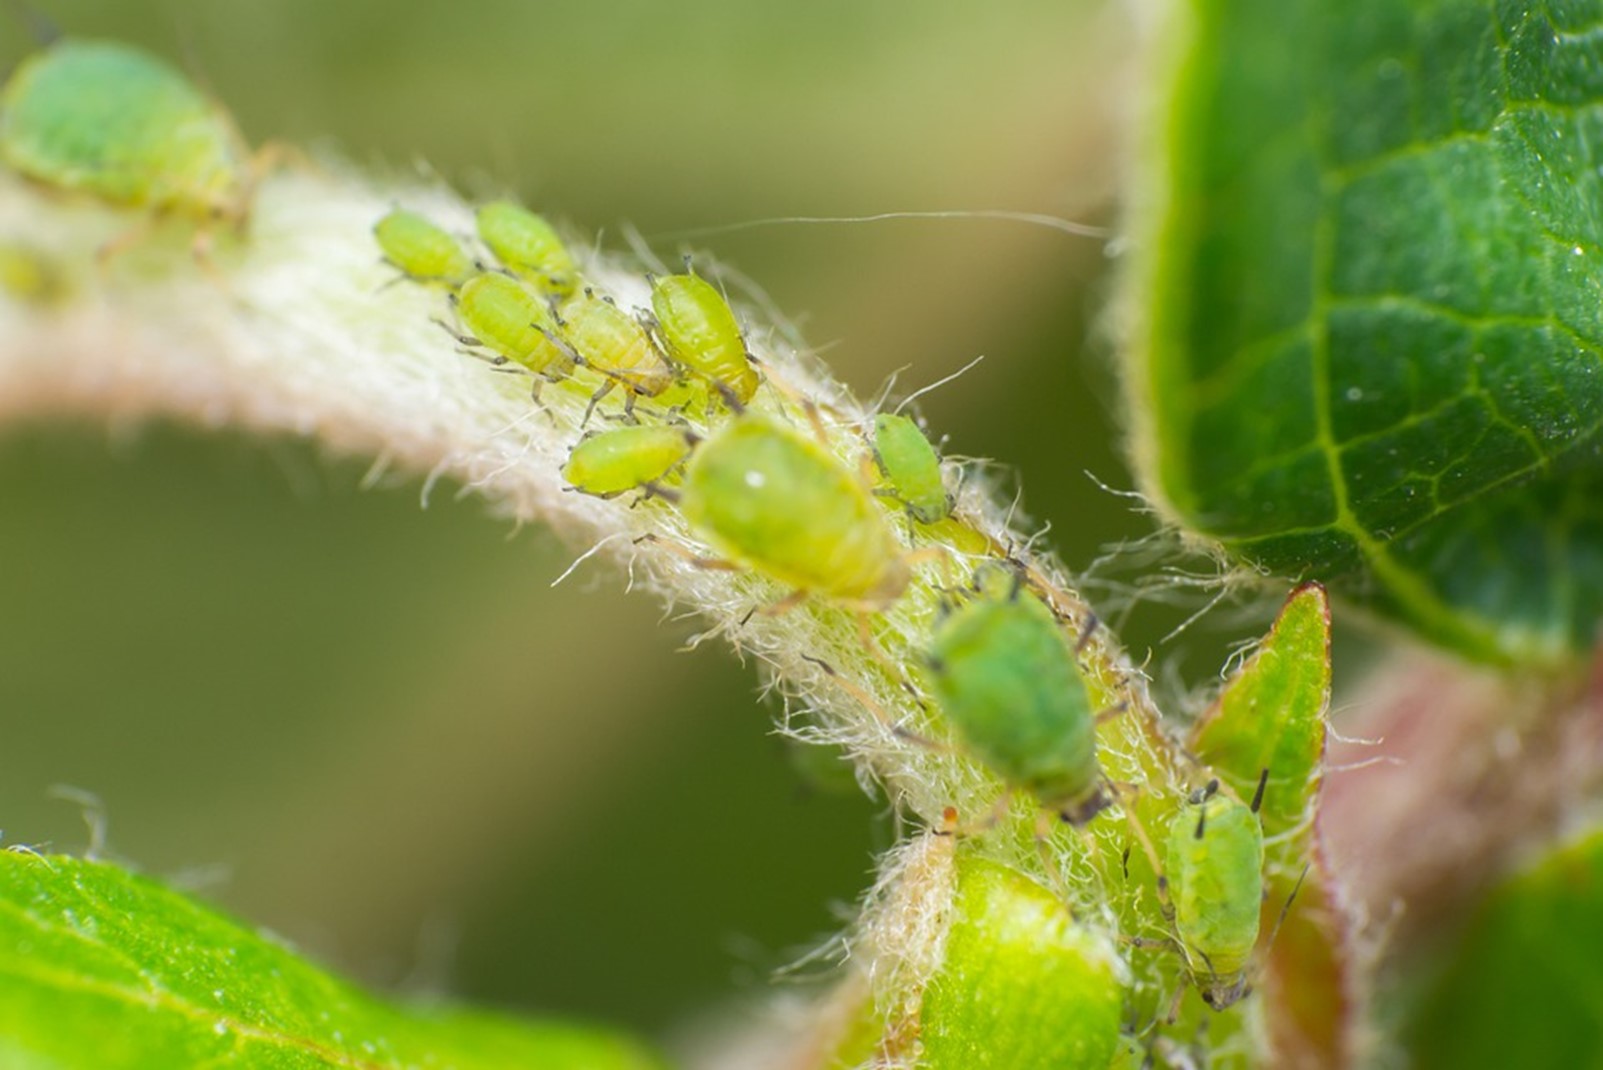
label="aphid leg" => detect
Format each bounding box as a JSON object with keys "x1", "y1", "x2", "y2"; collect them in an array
[
  {"x1": 758, "y1": 588, "x2": 810, "y2": 617},
  {"x1": 632, "y1": 532, "x2": 736, "y2": 572},
  {"x1": 582, "y1": 380, "x2": 616, "y2": 426},
  {"x1": 1095, "y1": 701, "x2": 1130, "y2": 727},
  {"x1": 934, "y1": 792, "x2": 1015, "y2": 840},
  {"x1": 800, "y1": 654, "x2": 925, "y2": 744},
  {"x1": 853, "y1": 612, "x2": 905, "y2": 682},
  {"x1": 94, "y1": 213, "x2": 158, "y2": 269}
]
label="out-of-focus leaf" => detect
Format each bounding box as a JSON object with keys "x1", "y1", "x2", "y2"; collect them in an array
[
  {"x1": 0, "y1": 852, "x2": 667, "y2": 1069},
  {"x1": 1128, "y1": 0, "x2": 1603, "y2": 666},
  {"x1": 1408, "y1": 825, "x2": 1603, "y2": 1068}
]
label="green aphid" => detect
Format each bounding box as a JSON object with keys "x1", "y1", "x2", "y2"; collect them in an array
[
  {"x1": 373, "y1": 209, "x2": 474, "y2": 286},
  {"x1": 562, "y1": 425, "x2": 695, "y2": 499},
  {"x1": 475, "y1": 201, "x2": 577, "y2": 296},
  {"x1": 559, "y1": 291, "x2": 674, "y2": 420},
  {"x1": 872, "y1": 413, "x2": 951, "y2": 524},
  {"x1": 0, "y1": 40, "x2": 255, "y2": 229},
  {"x1": 675, "y1": 414, "x2": 910, "y2": 611},
  {"x1": 446, "y1": 272, "x2": 576, "y2": 385},
  {"x1": 926, "y1": 579, "x2": 1105, "y2": 825},
  {"x1": 1164, "y1": 775, "x2": 1266, "y2": 1010},
  {"x1": 649, "y1": 270, "x2": 759, "y2": 404}
]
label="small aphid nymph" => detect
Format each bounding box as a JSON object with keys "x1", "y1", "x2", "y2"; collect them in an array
[
  {"x1": 562, "y1": 425, "x2": 696, "y2": 499},
  {"x1": 559, "y1": 291, "x2": 675, "y2": 419},
  {"x1": 447, "y1": 272, "x2": 576, "y2": 384},
  {"x1": 475, "y1": 201, "x2": 578, "y2": 296},
  {"x1": 0, "y1": 39, "x2": 261, "y2": 250},
  {"x1": 1164, "y1": 773, "x2": 1267, "y2": 1010},
  {"x1": 926, "y1": 573, "x2": 1105, "y2": 824},
  {"x1": 872, "y1": 413, "x2": 951, "y2": 524},
  {"x1": 649, "y1": 270, "x2": 760, "y2": 404},
  {"x1": 373, "y1": 209, "x2": 474, "y2": 287},
  {"x1": 673, "y1": 413, "x2": 911, "y2": 611}
]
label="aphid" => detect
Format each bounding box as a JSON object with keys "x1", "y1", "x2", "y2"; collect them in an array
[
  {"x1": 475, "y1": 201, "x2": 577, "y2": 296},
  {"x1": 562, "y1": 425, "x2": 696, "y2": 499},
  {"x1": 671, "y1": 413, "x2": 910, "y2": 611},
  {"x1": 1163, "y1": 774, "x2": 1266, "y2": 1010},
  {"x1": 373, "y1": 209, "x2": 474, "y2": 287},
  {"x1": 872, "y1": 413, "x2": 951, "y2": 524},
  {"x1": 648, "y1": 269, "x2": 759, "y2": 404},
  {"x1": 925, "y1": 575, "x2": 1105, "y2": 824},
  {"x1": 0, "y1": 39, "x2": 260, "y2": 255},
  {"x1": 559, "y1": 291, "x2": 674, "y2": 420},
  {"x1": 444, "y1": 272, "x2": 576, "y2": 387}
]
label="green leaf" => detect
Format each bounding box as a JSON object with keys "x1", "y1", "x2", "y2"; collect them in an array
[
  {"x1": 918, "y1": 855, "x2": 1124, "y2": 1070},
  {"x1": 1407, "y1": 825, "x2": 1603, "y2": 1068},
  {"x1": 0, "y1": 852, "x2": 667, "y2": 1069},
  {"x1": 1192, "y1": 582, "x2": 1331, "y2": 845},
  {"x1": 1192, "y1": 584, "x2": 1360, "y2": 1068},
  {"x1": 1127, "y1": 0, "x2": 1603, "y2": 666}
]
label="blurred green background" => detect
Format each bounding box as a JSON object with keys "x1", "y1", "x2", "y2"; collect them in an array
[{"x1": 0, "y1": 0, "x2": 1183, "y2": 1048}]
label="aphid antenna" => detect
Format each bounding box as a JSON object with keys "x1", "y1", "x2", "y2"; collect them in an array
[
  {"x1": 1249, "y1": 768, "x2": 1269, "y2": 814},
  {"x1": 892, "y1": 354, "x2": 987, "y2": 416},
  {"x1": 652, "y1": 209, "x2": 1112, "y2": 242}
]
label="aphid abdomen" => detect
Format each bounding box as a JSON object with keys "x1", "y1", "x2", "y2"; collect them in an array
[
  {"x1": 374, "y1": 210, "x2": 474, "y2": 286},
  {"x1": 457, "y1": 273, "x2": 575, "y2": 378},
  {"x1": 650, "y1": 273, "x2": 759, "y2": 403},
  {"x1": 928, "y1": 594, "x2": 1100, "y2": 819},
  {"x1": 560, "y1": 293, "x2": 674, "y2": 398},
  {"x1": 0, "y1": 40, "x2": 246, "y2": 217},
  {"x1": 1165, "y1": 794, "x2": 1264, "y2": 991},
  {"x1": 475, "y1": 201, "x2": 577, "y2": 296},
  {"x1": 873, "y1": 413, "x2": 950, "y2": 524},
  {"x1": 563, "y1": 426, "x2": 694, "y2": 498},
  {"x1": 678, "y1": 416, "x2": 908, "y2": 608}
]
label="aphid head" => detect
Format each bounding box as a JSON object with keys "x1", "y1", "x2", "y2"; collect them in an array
[
  {"x1": 1200, "y1": 975, "x2": 1251, "y2": 1012},
  {"x1": 1057, "y1": 785, "x2": 1111, "y2": 827}
]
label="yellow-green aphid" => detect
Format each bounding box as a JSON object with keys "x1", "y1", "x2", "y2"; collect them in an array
[
  {"x1": 926, "y1": 578, "x2": 1105, "y2": 824},
  {"x1": 449, "y1": 272, "x2": 576, "y2": 384},
  {"x1": 1164, "y1": 774, "x2": 1266, "y2": 1010},
  {"x1": 649, "y1": 270, "x2": 759, "y2": 404},
  {"x1": 0, "y1": 40, "x2": 253, "y2": 226},
  {"x1": 873, "y1": 413, "x2": 951, "y2": 524},
  {"x1": 559, "y1": 291, "x2": 674, "y2": 420},
  {"x1": 676, "y1": 414, "x2": 910, "y2": 611},
  {"x1": 475, "y1": 201, "x2": 577, "y2": 296},
  {"x1": 562, "y1": 425, "x2": 695, "y2": 499},
  {"x1": 373, "y1": 209, "x2": 474, "y2": 286}
]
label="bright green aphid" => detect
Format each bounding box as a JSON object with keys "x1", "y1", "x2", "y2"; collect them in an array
[
  {"x1": 559, "y1": 291, "x2": 674, "y2": 420},
  {"x1": 562, "y1": 425, "x2": 695, "y2": 499},
  {"x1": 445, "y1": 273, "x2": 576, "y2": 385},
  {"x1": 475, "y1": 201, "x2": 577, "y2": 296},
  {"x1": 1164, "y1": 773, "x2": 1266, "y2": 1010},
  {"x1": 675, "y1": 414, "x2": 910, "y2": 611},
  {"x1": 0, "y1": 40, "x2": 254, "y2": 229},
  {"x1": 373, "y1": 209, "x2": 474, "y2": 286},
  {"x1": 920, "y1": 856, "x2": 1124, "y2": 1069},
  {"x1": 926, "y1": 575, "x2": 1105, "y2": 824},
  {"x1": 872, "y1": 413, "x2": 951, "y2": 524},
  {"x1": 648, "y1": 270, "x2": 759, "y2": 404}
]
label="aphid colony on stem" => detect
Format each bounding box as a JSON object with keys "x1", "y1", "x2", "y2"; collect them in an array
[{"x1": 0, "y1": 32, "x2": 1293, "y2": 1028}]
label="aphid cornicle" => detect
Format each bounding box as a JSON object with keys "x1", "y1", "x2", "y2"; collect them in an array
[
  {"x1": 562, "y1": 425, "x2": 696, "y2": 499},
  {"x1": 925, "y1": 577, "x2": 1105, "y2": 824},
  {"x1": 373, "y1": 209, "x2": 475, "y2": 287},
  {"x1": 475, "y1": 201, "x2": 577, "y2": 296},
  {"x1": 1164, "y1": 775, "x2": 1266, "y2": 1010},
  {"x1": 872, "y1": 413, "x2": 952, "y2": 524},
  {"x1": 649, "y1": 270, "x2": 760, "y2": 404},
  {"x1": 559, "y1": 291, "x2": 675, "y2": 419},
  {"x1": 674, "y1": 414, "x2": 911, "y2": 611},
  {"x1": 0, "y1": 40, "x2": 257, "y2": 243},
  {"x1": 447, "y1": 272, "x2": 576, "y2": 384}
]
